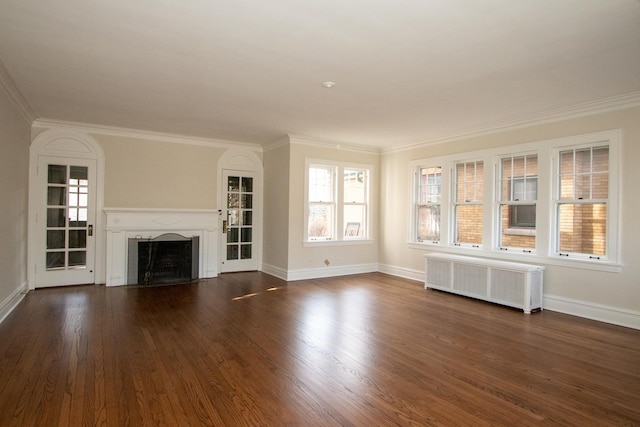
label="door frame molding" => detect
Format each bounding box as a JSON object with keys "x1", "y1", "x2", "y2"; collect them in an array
[
  {"x1": 28, "y1": 129, "x2": 105, "y2": 289},
  {"x1": 217, "y1": 149, "x2": 263, "y2": 272}
]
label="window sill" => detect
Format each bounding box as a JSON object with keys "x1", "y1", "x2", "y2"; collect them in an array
[
  {"x1": 408, "y1": 242, "x2": 622, "y2": 273},
  {"x1": 304, "y1": 239, "x2": 374, "y2": 248},
  {"x1": 504, "y1": 228, "x2": 536, "y2": 237}
]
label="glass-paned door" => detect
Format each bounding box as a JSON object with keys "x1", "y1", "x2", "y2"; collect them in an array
[
  {"x1": 36, "y1": 157, "x2": 96, "y2": 287},
  {"x1": 221, "y1": 170, "x2": 258, "y2": 272}
]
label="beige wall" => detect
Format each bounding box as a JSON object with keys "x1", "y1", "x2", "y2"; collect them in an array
[
  {"x1": 96, "y1": 134, "x2": 226, "y2": 209},
  {"x1": 287, "y1": 140, "x2": 380, "y2": 273},
  {"x1": 380, "y1": 106, "x2": 640, "y2": 313},
  {"x1": 0, "y1": 85, "x2": 30, "y2": 311},
  {"x1": 263, "y1": 143, "x2": 291, "y2": 271}
]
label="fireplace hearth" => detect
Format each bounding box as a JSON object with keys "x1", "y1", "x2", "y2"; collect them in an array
[{"x1": 127, "y1": 233, "x2": 199, "y2": 285}]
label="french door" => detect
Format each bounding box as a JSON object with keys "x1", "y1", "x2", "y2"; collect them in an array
[
  {"x1": 34, "y1": 157, "x2": 97, "y2": 287},
  {"x1": 221, "y1": 170, "x2": 258, "y2": 272}
]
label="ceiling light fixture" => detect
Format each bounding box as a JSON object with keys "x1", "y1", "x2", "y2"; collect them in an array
[{"x1": 322, "y1": 81, "x2": 336, "y2": 88}]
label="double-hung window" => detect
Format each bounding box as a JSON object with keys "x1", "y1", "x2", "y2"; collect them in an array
[
  {"x1": 454, "y1": 161, "x2": 483, "y2": 247},
  {"x1": 498, "y1": 154, "x2": 538, "y2": 251},
  {"x1": 415, "y1": 166, "x2": 442, "y2": 242},
  {"x1": 306, "y1": 161, "x2": 370, "y2": 242},
  {"x1": 555, "y1": 145, "x2": 609, "y2": 258}
]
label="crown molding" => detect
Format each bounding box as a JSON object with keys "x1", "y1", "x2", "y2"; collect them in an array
[
  {"x1": 288, "y1": 134, "x2": 381, "y2": 155},
  {"x1": 0, "y1": 58, "x2": 36, "y2": 124},
  {"x1": 32, "y1": 118, "x2": 263, "y2": 151},
  {"x1": 384, "y1": 91, "x2": 640, "y2": 154}
]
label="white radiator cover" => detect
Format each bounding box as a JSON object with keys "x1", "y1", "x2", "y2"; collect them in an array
[{"x1": 424, "y1": 253, "x2": 544, "y2": 314}]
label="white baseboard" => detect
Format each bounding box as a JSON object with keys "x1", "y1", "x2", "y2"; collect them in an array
[
  {"x1": 0, "y1": 282, "x2": 28, "y2": 325},
  {"x1": 377, "y1": 264, "x2": 424, "y2": 282},
  {"x1": 286, "y1": 263, "x2": 378, "y2": 281},
  {"x1": 544, "y1": 294, "x2": 640, "y2": 330},
  {"x1": 260, "y1": 263, "x2": 288, "y2": 281}
]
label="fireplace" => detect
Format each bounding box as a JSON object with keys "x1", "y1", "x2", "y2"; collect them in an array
[{"x1": 127, "y1": 233, "x2": 199, "y2": 285}]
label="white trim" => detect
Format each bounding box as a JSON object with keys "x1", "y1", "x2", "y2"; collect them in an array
[
  {"x1": 286, "y1": 263, "x2": 378, "y2": 281},
  {"x1": 544, "y1": 294, "x2": 640, "y2": 330},
  {"x1": 32, "y1": 118, "x2": 262, "y2": 151},
  {"x1": 0, "y1": 282, "x2": 28, "y2": 325},
  {"x1": 377, "y1": 263, "x2": 423, "y2": 282},
  {"x1": 0, "y1": 58, "x2": 36, "y2": 124},
  {"x1": 260, "y1": 263, "x2": 288, "y2": 281},
  {"x1": 385, "y1": 91, "x2": 640, "y2": 154},
  {"x1": 289, "y1": 134, "x2": 381, "y2": 154}
]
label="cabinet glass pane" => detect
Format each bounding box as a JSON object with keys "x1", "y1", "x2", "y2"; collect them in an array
[
  {"x1": 47, "y1": 230, "x2": 65, "y2": 249},
  {"x1": 47, "y1": 208, "x2": 66, "y2": 227},
  {"x1": 48, "y1": 165, "x2": 66, "y2": 184}
]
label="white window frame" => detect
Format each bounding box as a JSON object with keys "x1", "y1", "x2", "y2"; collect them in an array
[
  {"x1": 305, "y1": 159, "x2": 372, "y2": 245},
  {"x1": 408, "y1": 129, "x2": 621, "y2": 272}
]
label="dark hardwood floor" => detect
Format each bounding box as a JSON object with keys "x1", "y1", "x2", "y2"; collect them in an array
[{"x1": 0, "y1": 272, "x2": 638, "y2": 426}]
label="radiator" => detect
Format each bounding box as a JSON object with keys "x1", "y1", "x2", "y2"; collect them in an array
[{"x1": 424, "y1": 253, "x2": 544, "y2": 313}]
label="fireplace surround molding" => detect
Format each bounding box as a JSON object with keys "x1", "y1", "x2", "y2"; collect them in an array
[{"x1": 104, "y1": 208, "x2": 219, "y2": 286}]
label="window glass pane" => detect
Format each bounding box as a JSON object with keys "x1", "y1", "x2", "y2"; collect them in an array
[
  {"x1": 241, "y1": 177, "x2": 253, "y2": 192},
  {"x1": 417, "y1": 205, "x2": 440, "y2": 241},
  {"x1": 47, "y1": 187, "x2": 66, "y2": 206},
  {"x1": 70, "y1": 166, "x2": 88, "y2": 181},
  {"x1": 455, "y1": 205, "x2": 483, "y2": 244},
  {"x1": 500, "y1": 205, "x2": 536, "y2": 249},
  {"x1": 227, "y1": 245, "x2": 239, "y2": 260},
  {"x1": 47, "y1": 252, "x2": 65, "y2": 269},
  {"x1": 47, "y1": 230, "x2": 65, "y2": 249},
  {"x1": 48, "y1": 165, "x2": 66, "y2": 184},
  {"x1": 241, "y1": 194, "x2": 253, "y2": 209},
  {"x1": 344, "y1": 170, "x2": 365, "y2": 203},
  {"x1": 47, "y1": 208, "x2": 66, "y2": 227},
  {"x1": 240, "y1": 244, "x2": 252, "y2": 259},
  {"x1": 68, "y1": 251, "x2": 86, "y2": 267},
  {"x1": 68, "y1": 230, "x2": 86, "y2": 248},
  {"x1": 241, "y1": 227, "x2": 252, "y2": 243},
  {"x1": 227, "y1": 228, "x2": 239, "y2": 243},
  {"x1": 228, "y1": 177, "x2": 240, "y2": 192},
  {"x1": 309, "y1": 167, "x2": 334, "y2": 202},
  {"x1": 558, "y1": 203, "x2": 607, "y2": 255},
  {"x1": 308, "y1": 204, "x2": 333, "y2": 239},
  {"x1": 242, "y1": 211, "x2": 253, "y2": 226},
  {"x1": 344, "y1": 205, "x2": 365, "y2": 237}
]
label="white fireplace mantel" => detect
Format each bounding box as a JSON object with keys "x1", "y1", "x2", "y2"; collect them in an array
[{"x1": 104, "y1": 208, "x2": 220, "y2": 286}]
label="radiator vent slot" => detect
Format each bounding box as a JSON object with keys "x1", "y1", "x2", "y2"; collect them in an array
[
  {"x1": 425, "y1": 253, "x2": 544, "y2": 313},
  {"x1": 453, "y1": 263, "x2": 487, "y2": 295}
]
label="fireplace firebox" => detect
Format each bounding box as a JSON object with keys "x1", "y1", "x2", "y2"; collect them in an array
[{"x1": 127, "y1": 233, "x2": 199, "y2": 285}]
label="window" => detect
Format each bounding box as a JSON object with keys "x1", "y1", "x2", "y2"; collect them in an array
[
  {"x1": 498, "y1": 154, "x2": 538, "y2": 251},
  {"x1": 307, "y1": 165, "x2": 336, "y2": 240},
  {"x1": 409, "y1": 130, "x2": 619, "y2": 269},
  {"x1": 454, "y1": 161, "x2": 483, "y2": 246},
  {"x1": 306, "y1": 161, "x2": 370, "y2": 242},
  {"x1": 555, "y1": 145, "x2": 609, "y2": 258},
  {"x1": 415, "y1": 166, "x2": 441, "y2": 242}
]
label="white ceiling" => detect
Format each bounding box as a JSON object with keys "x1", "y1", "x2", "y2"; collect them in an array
[{"x1": 1, "y1": 0, "x2": 639, "y2": 149}]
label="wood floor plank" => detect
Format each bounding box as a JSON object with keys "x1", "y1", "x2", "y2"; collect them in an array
[{"x1": 1, "y1": 272, "x2": 639, "y2": 426}]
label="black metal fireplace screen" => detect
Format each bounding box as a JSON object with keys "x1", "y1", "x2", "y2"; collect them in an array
[{"x1": 127, "y1": 233, "x2": 199, "y2": 285}]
